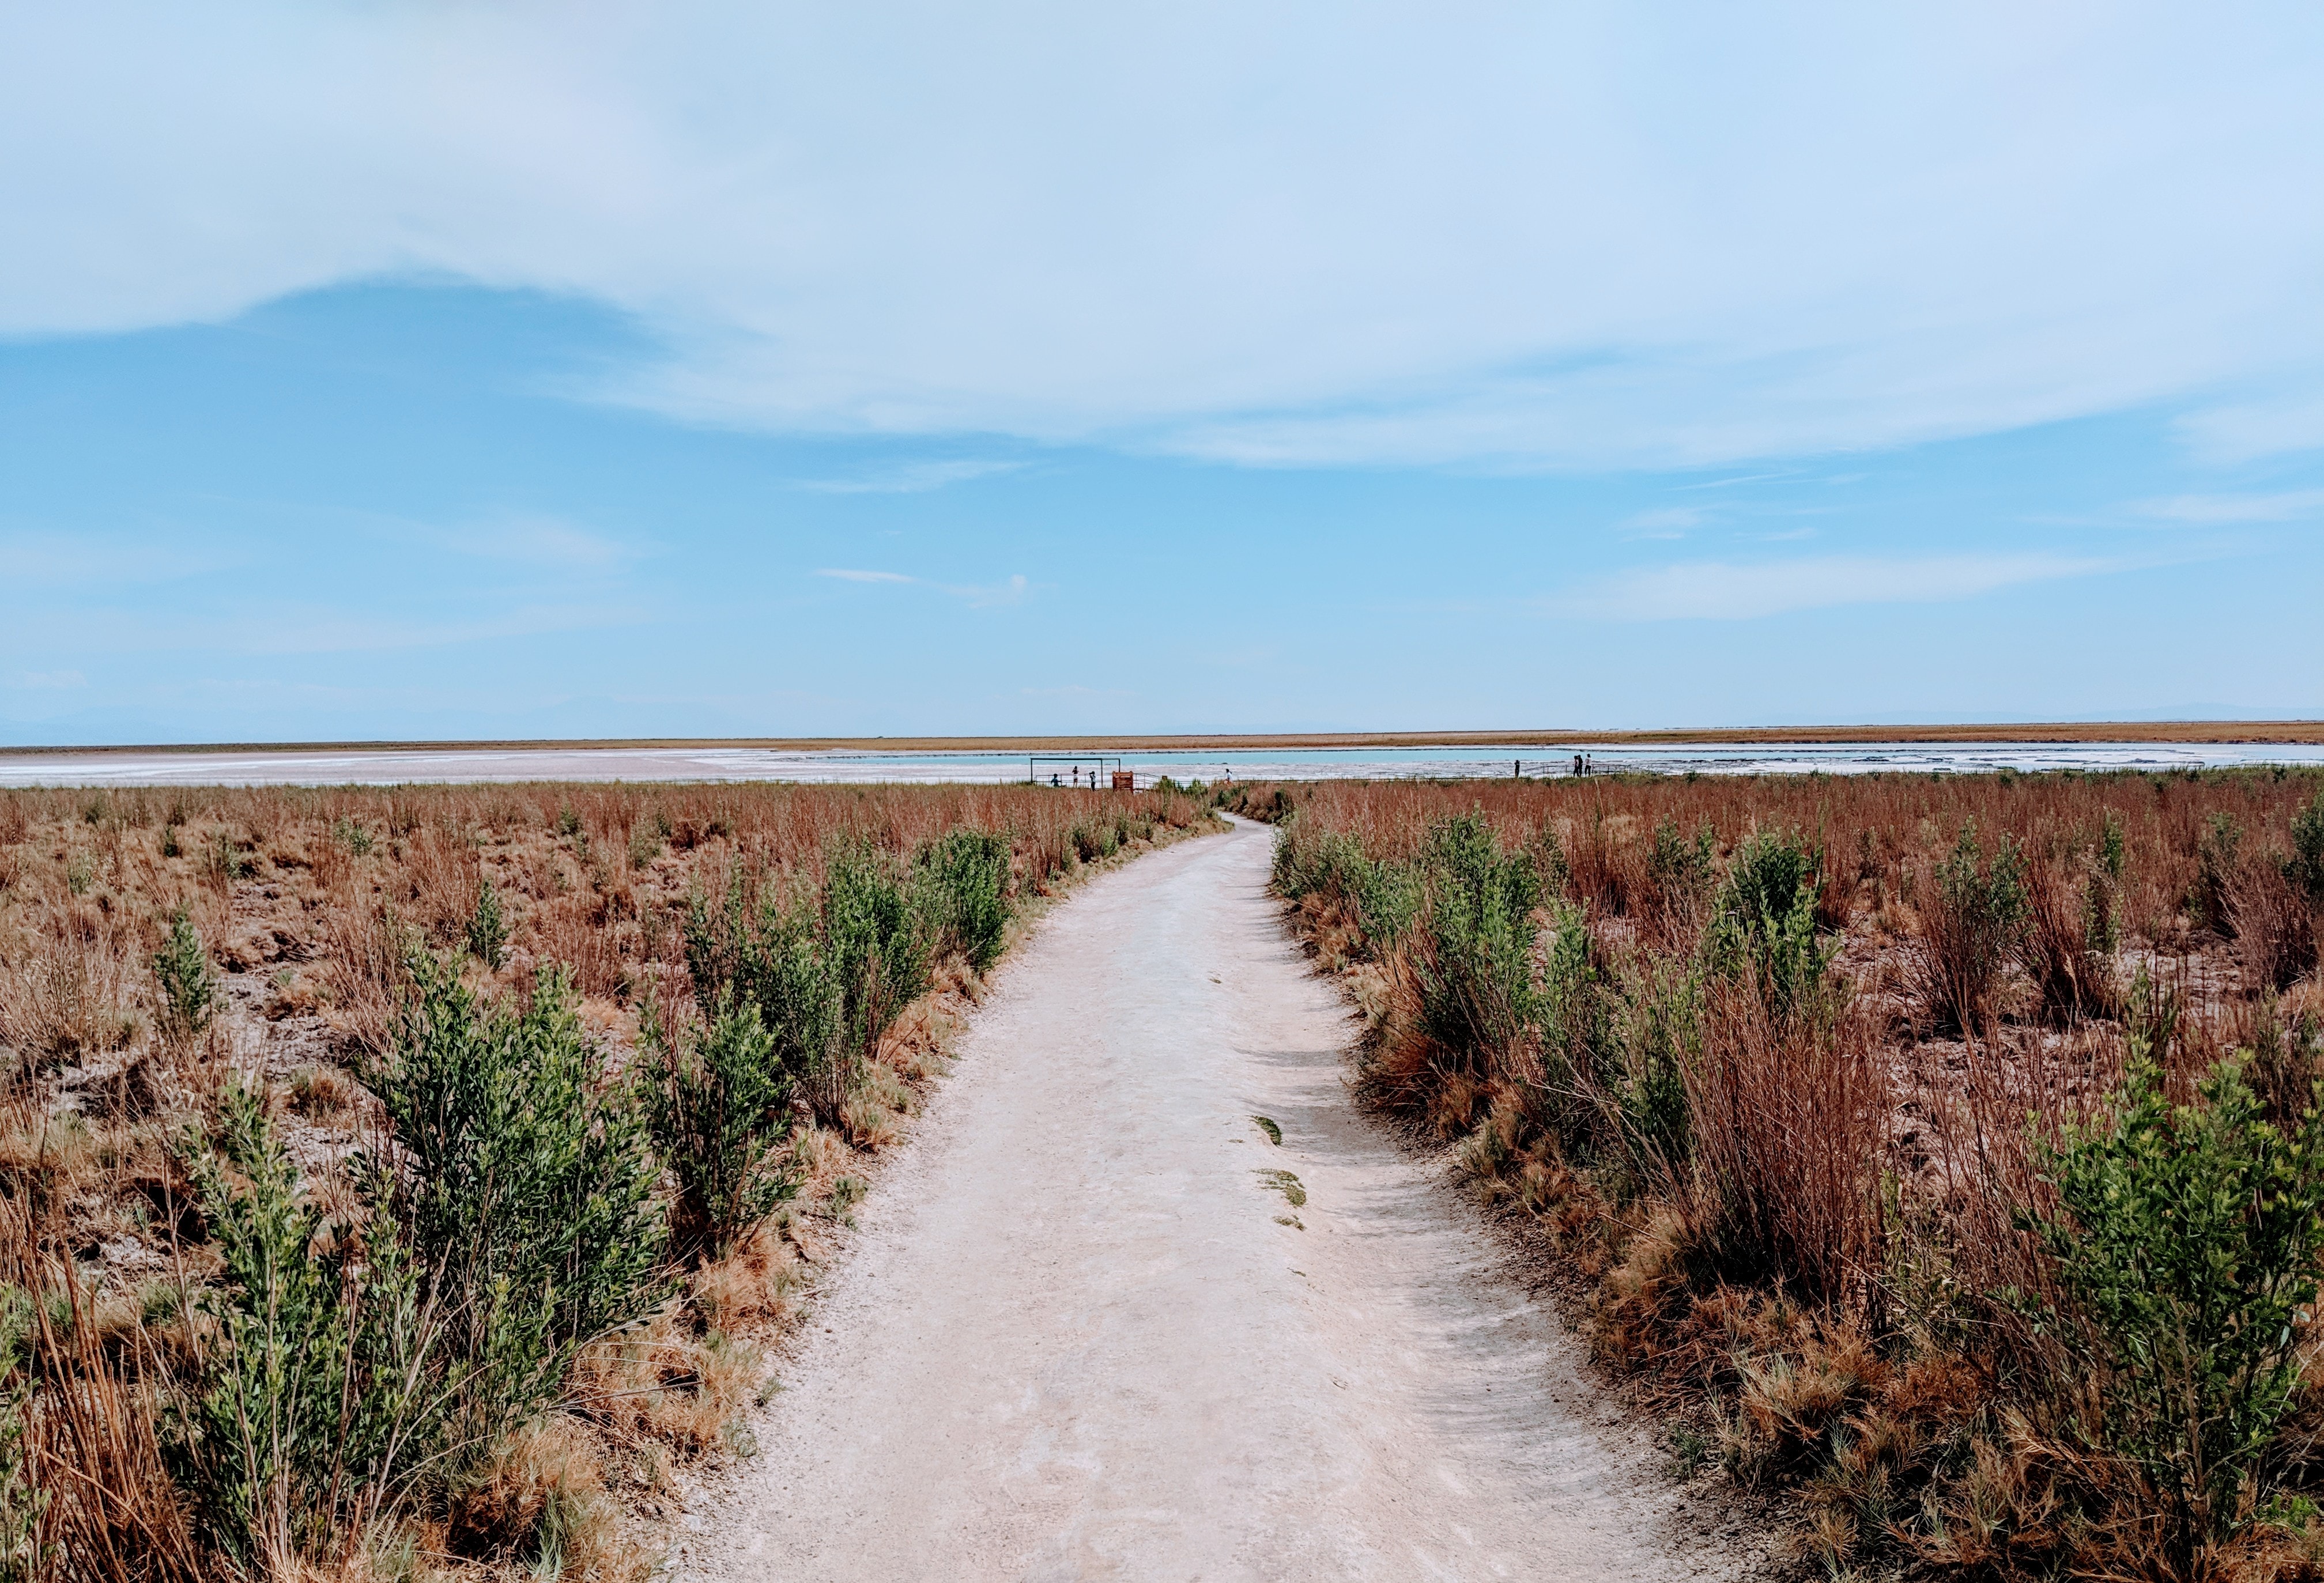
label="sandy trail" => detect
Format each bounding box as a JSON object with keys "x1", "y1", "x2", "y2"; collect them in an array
[{"x1": 690, "y1": 817, "x2": 1769, "y2": 1582}]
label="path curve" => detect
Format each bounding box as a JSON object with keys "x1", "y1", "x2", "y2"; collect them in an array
[{"x1": 692, "y1": 816, "x2": 1771, "y2": 1582}]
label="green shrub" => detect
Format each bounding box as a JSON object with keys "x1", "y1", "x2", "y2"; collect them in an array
[
  {"x1": 202, "y1": 829, "x2": 250, "y2": 887},
  {"x1": 1410, "y1": 814, "x2": 1541, "y2": 1068},
  {"x1": 465, "y1": 877, "x2": 508, "y2": 970},
  {"x1": 1716, "y1": 826, "x2": 1817, "y2": 940},
  {"x1": 2028, "y1": 982, "x2": 2324, "y2": 1561},
  {"x1": 628, "y1": 820, "x2": 664, "y2": 871},
  {"x1": 2284, "y1": 789, "x2": 2324, "y2": 908},
  {"x1": 1534, "y1": 902, "x2": 1616, "y2": 1155},
  {"x1": 1646, "y1": 817, "x2": 1717, "y2": 919},
  {"x1": 691, "y1": 847, "x2": 930, "y2": 1120},
  {"x1": 1270, "y1": 826, "x2": 1420, "y2": 950},
  {"x1": 373, "y1": 959, "x2": 665, "y2": 1449},
  {"x1": 1609, "y1": 955, "x2": 1702, "y2": 1181},
  {"x1": 151, "y1": 906, "x2": 218, "y2": 1049},
  {"x1": 919, "y1": 829, "x2": 1012, "y2": 971},
  {"x1": 643, "y1": 998, "x2": 802, "y2": 1257},
  {"x1": 1706, "y1": 829, "x2": 1832, "y2": 1019},
  {"x1": 824, "y1": 842, "x2": 930, "y2": 1056},
  {"x1": 688, "y1": 879, "x2": 844, "y2": 1115},
  {"x1": 173, "y1": 1082, "x2": 436, "y2": 1565},
  {"x1": 1910, "y1": 821, "x2": 2025, "y2": 1033}
]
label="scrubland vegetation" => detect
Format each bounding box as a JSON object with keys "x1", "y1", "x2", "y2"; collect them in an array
[
  {"x1": 0, "y1": 780, "x2": 1213, "y2": 1581},
  {"x1": 1243, "y1": 769, "x2": 2324, "y2": 1581}
]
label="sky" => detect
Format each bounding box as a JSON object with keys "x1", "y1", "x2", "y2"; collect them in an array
[{"x1": 3, "y1": 2, "x2": 2322, "y2": 743}]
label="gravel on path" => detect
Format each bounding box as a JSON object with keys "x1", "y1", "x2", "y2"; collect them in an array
[{"x1": 688, "y1": 815, "x2": 1775, "y2": 1582}]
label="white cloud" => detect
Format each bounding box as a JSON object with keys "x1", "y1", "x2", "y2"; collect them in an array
[
  {"x1": 1561, "y1": 553, "x2": 2117, "y2": 621},
  {"x1": 450, "y1": 513, "x2": 644, "y2": 568},
  {"x1": 6, "y1": 5, "x2": 2323, "y2": 468},
  {"x1": 814, "y1": 568, "x2": 1031, "y2": 607},
  {"x1": 797, "y1": 460, "x2": 1023, "y2": 494},
  {"x1": 2172, "y1": 394, "x2": 2324, "y2": 464},
  {"x1": 4, "y1": 670, "x2": 88, "y2": 690},
  {"x1": 1621, "y1": 507, "x2": 1702, "y2": 539},
  {"x1": 2133, "y1": 489, "x2": 2324, "y2": 524}
]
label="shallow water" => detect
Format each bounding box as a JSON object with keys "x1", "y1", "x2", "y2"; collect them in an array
[{"x1": 0, "y1": 738, "x2": 2318, "y2": 787}]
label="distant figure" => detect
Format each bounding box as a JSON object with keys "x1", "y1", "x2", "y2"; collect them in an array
[
  {"x1": 1051, "y1": 773, "x2": 1060, "y2": 788},
  {"x1": 1572, "y1": 754, "x2": 1583, "y2": 777}
]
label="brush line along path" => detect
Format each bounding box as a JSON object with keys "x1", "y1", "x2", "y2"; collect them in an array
[{"x1": 691, "y1": 816, "x2": 1769, "y2": 1582}]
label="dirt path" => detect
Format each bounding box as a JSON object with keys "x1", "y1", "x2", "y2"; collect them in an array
[{"x1": 688, "y1": 816, "x2": 1774, "y2": 1582}]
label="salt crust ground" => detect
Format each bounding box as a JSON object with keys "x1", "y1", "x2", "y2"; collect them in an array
[{"x1": 681, "y1": 816, "x2": 1778, "y2": 1582}]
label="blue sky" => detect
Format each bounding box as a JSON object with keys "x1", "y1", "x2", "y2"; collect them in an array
[{"x1": 4, "y1": 3, "x2": 2322, "y2": 742}]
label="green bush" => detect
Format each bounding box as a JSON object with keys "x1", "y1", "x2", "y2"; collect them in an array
[
  {"x1": 1910, "y1": 821, "x2": 2026, "y2": 1033},
  {"x1": 2028, "y1": 976, "x2": 2324, "y2": 1561},
  {"x1": 644, "y1": 998, "x2": 803, "y2": 1257},
  {"x1": 373, "y1": 959, "x2": 665, "y2": 1449},
  {"x1": 919, "y1": 829, "x2": 1012, "y2": 971},
  {"x1": 1716, "y1": 826, "x2": 1817, "y2": 940},
  {"x1": 1534, "y1": 902, "x2": 1616, "y2": 1154},
  {"x1": 690, "y1": 846, "x2": 930, "y2": 1120},
  {"x1": 1646, "y1": 817, "x2": 1717, "y2": 918},
  {"x1": 151, "y1": 906, "x2": 218, "y2": 1049},
  {"x1": 465, "y1": 877, "x2": 508, "y2": 970},
  {"x1": 1410, "y1": 814, "x2": 1541, "y2": 1069},
  {"x1": 1609, "y1": 956, "x2": 1702, "y2": 1181},
  {"x1": 1706, "y1": 829, "x2": 1832, "y2": 1019},
  {"x1": 2284, "y1": 788, "x2": 2324, "y2": 908},
  {"x1": 173, "y1": 1082, "x2": 436, "y2": 1565}
]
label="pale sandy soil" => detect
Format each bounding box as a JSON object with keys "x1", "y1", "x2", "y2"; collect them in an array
[{"x1": 680, "y1": 817, "x2": 1777, "y2": 1582}]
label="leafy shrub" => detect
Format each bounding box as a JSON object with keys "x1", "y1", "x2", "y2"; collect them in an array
[
  {"x1": 1532, "y1": 902, "x2": 1616, "y2": 1156},
  {"x1": 918, "y1": 829, "x2": 1012, "y2": 971},
  {"x1": 1609, "y1": 956, "x2": 1701, "y2": 1183},
  {"x1": 1706, "y1": 829, "x2": 1832, "y2": 1019},
  {"x1": 465, "y1": 877, "x2": 508, "y2": 970},
  {"x1": 821, "y1": 844, "x2": 930, "y2": 1094},
  {"x1": 691, "y1": 847, "x2": 929, "y2": 1120},
  {"x1": 173, "y1": 1082, "x2": 434, "y2": 1566},
  {"x1": 2028, "y1": 998, "x2": 2324, "y2": 1561},
  {"x1": 1644, "y1": 817, "x2": 1717, "y2": 926},
  {"x1": 2287, "y1": 788, "x2": 2324, "y2": 906},
  {"x1": 150, "y1": 908, "x2": 217, "y2": 1050},
  {"x1": 688, "y1": 882, "x2": 844, "y2": 1117},
  {"x1": 373, "y1": 960, "x2": 665, "y2": 1449},
  {"x1": 1408, "y1": 815, "x2": 1540, "y2": 1070},
  {"x1": 1911, "y1": 821, "x2": 2027, "y2": 1034},
  {"x1": 1273, "y1": 826, "x2": 1420, "y2": 950},
  {"x1": 644, "y1": 999, "x2": 803, "y2": 1257}
]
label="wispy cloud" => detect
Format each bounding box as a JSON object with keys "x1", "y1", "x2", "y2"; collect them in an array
[
  {"x1": 1557, "y1": 553, "x2": 2118, "y2": 621},
  {"x1": 814, "y1": 568, "x2": 1032, "y2": 607},
  {"x1": 1620, "y1": 507, "x2": 1701, "y2": 539},
  {"x1": 448, "y1": 513, "x2": 646, "y2": 569},
  {"x1": 2133, "y1": 489, "x2": 2324, "y2": 524},
  {"x1": 3, "y1": 670, "x2": 86, "y2": 690},
  {"x1": 797, "y1": 461, "x2": 1023, "y2": 495}
]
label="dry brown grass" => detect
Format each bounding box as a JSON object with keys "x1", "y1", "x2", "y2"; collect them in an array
[{"x1": 0, "y1": 779, "x2": 1216, "y2": 1580}]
